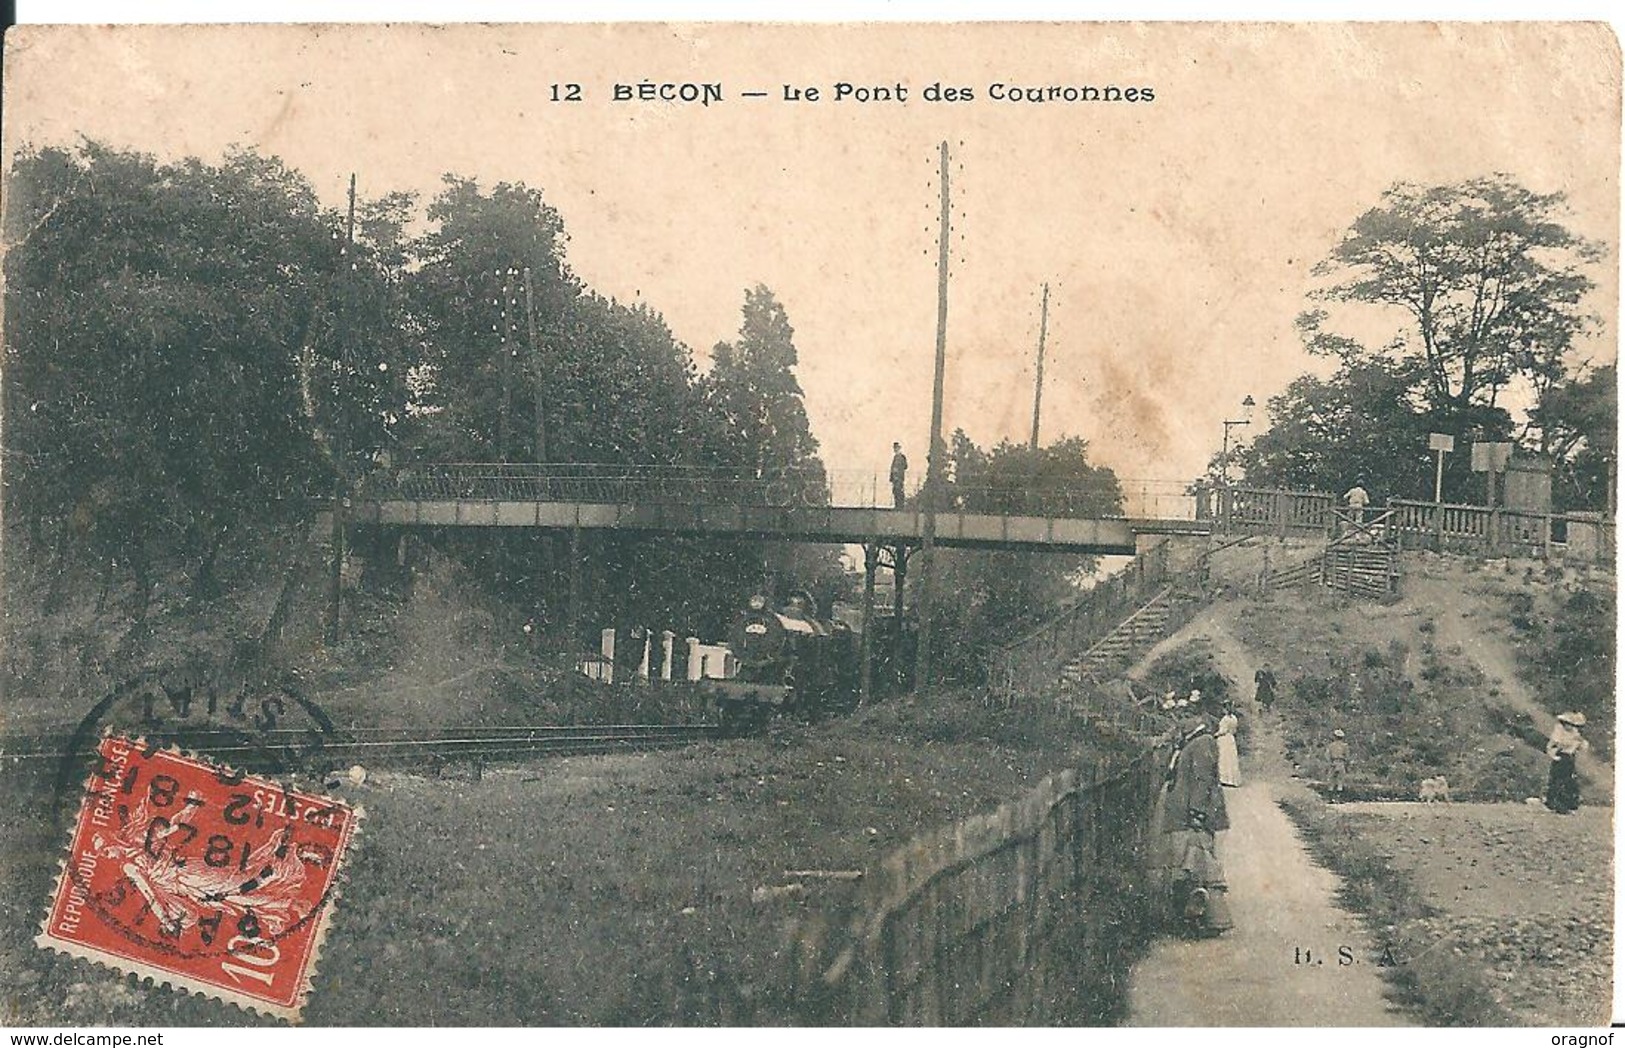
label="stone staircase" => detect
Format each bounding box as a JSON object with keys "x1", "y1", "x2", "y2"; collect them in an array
[{"x1": 1060, "y1": 586, "x2": 1194, "y2": 684}]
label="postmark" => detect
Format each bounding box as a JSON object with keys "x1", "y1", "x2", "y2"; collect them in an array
[{"x1": 36, "y1": 734, "x2": 362, "y2": 1023}]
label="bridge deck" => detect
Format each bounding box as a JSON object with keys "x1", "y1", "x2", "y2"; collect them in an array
[{"x1": 350, "y1": 499, "x2": 1210, "y2": 554}]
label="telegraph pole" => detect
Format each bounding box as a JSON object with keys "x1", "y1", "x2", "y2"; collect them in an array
[
  {"x1": 327, "y1": 173, "x2": 358, "y2": 645},
  {"x1": 1029, "y1": 283, "x2": 1049, "y2": 451},
  {"x1": 913, "y1": 141, "x2": 952, "y2": 692},
  {"x1": 522, "y1": 267, "x2": 548, "y2": 462}
]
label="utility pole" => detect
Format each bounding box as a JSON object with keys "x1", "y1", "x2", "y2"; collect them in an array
[
  {"x1": 497, "y1": 269, "x2": 516, "y2": 461},
  {"x1": 327, "y1": 172, "x2": 358, "y2": 646},
  {"x1": 522, "y1": 267, "x2": 548, "y2": 462},
  {"x1": 522, "y1": 266, "x2": 556, "y2": 616},
  {"x1": 1029, "y1": 282, "x2": 1049, "y2": 451},
  {"x1": 913, "y1": 141, "x2": 952, "y2": 693}
]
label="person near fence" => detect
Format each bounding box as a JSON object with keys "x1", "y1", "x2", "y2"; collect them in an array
[
  {"x1": 1326, "y1": 729, "x2": 1350, "y2": 795},
  {"x1": 1544, "y1": 712, "x2": 1588, "y2": 814},
  {"x1": 1216, "y1": 705, "x2": 1241, "y2": 787},
  {"x1": 1343, "y1": 481, "x2": 1370, "y2": 527},
  {"x1": 889, "y1": 442, "x2": 909, "y2": 508},
  {"x1": 1159, "y1": 711, "x2": 1233, "y2": 937}
]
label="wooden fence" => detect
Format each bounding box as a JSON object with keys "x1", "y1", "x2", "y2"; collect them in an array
[
  {"x1": 838, "y1": 750, "x2": 1167, "y2": 1024},
  {"x1": 1197, "y1": 485, "x2": 1612, "y2": 562},
  {"x1": 1386, "y1": 498, "x2": 1613, "y2": 561},
  {"x1": 1199, "y1": 486, "x2": 1339, "y2": 537}
]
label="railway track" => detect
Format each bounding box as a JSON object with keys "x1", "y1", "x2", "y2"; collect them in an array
[{"x1": 0, "y1": 723, "x2": 723, "y2": 769}]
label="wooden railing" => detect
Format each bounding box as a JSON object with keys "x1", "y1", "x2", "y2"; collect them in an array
[
  {"x1": 1197, "y1": 485, "x2": 1611, "y2": 562},
  {"x1": 1198, "y1": 486, "x2": 1339, "y2": 536},
  {"x1": 1387, "y1": 498, "x2": 1610, "y2": 559}
]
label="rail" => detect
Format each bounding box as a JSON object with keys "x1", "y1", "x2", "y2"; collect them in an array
[
  {"x1": 983, "y1": 539, "x2": 1183, "y2": 706},
  {"x1": 1200, "y1": 485, "x2": 1339, "y2": 535},
  {"x1": 0, "y1": 724, "x2": 722, "y2": 767},
  {"x1": 359, "y1": 462, "x2": 1197, "y2": 518}
]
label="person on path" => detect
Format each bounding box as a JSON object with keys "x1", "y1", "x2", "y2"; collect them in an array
[
  {"x1": 1253, "y1": 666, "x2": 1277, "y2": 711},
  {"x1": 1216, "y1": 705, "x2": 1241, "y2": 787},
  {"x1": 1326, "y1": 728, "x2": 1350, "y2": 796},
  {"x1": 889, "y1": 442, "x2": 909, "y2": 508},
  {"x1": 1159, "y1": 712, "x2": 1233, "y2": 937},
  {"x1": 1544, "y1": 712, "x2": 1588, "y2": 814}
]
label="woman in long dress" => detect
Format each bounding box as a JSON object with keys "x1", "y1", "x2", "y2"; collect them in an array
[
  {"x1": 1216, "y1": 706, "x2": 1241, "y2": 787},
  {"x1": 1544, "y1": 712, "x2": 1588, "y2": 814},
  {"x1": 1158, "y1": 714, "x2": 1234, "y2": 937}
]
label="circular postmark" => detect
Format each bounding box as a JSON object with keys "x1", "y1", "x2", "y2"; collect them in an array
[{"x1": 41, "y1": 664, "x2": 359, "y2": 1012}]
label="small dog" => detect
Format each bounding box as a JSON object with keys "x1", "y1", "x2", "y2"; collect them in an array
[{"x1": 1418, "y1": 776, "x2": 1452, "y2": 803}]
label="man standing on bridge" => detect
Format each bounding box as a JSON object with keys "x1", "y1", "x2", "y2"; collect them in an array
[{"x1": 889, "y1": 442, "x2": 909, "y2": 508}]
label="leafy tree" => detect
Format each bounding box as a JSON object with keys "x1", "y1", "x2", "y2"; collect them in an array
[
  {"x1": 2, "y1": 143, "x2": 372, "y2": 602},
  {"x1": 690, "y1": 286, "x2": 841, "y2": 617},
  {"x1": 1232, "y1": 355, "x2": 1514, "y2": 503},
  {"x1": 405, "y1": 177, "x2": 578, "y2": 461},
  {"x1": 702, "y1": 285, "x2": 827, "y2": 496},
  {"x1": 1301, "y1": 175, "x2": 1604, "y2": 420},
  {"x1": 930, "y1": 432, "x2": 1123, "y2": 680},
  {"x1": 545, "y1": 293, "x2": 724, "y2": 465},
  {"x1": 1531, "y1": 363, "x2": 1617, "y2": 511},
  {"x1": 400, "y1": 183, "x2": 789, "y2": 645}
]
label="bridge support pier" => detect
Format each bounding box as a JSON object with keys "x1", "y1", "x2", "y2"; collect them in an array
[
  {"x1": 860, "y1": 543, "x2": 878, "y2": 705},
  {"x1": 567, "y1": 525, "x2": 582, "y2": 647},
  {"x1": 892, "y1": 542, "x2": 909, "y2": 689}
]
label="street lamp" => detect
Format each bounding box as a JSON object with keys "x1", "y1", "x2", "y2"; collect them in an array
[{"x1": 1221, "y1": 395, "x2": 1257, "y2": 486}]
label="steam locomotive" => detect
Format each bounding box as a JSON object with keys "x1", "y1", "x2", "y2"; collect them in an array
[{"x1": 707, "y1": 591, "x2": 860, "y2": 732}]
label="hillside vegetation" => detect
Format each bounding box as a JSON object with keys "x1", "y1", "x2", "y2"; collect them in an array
[{"x1": 1232, "y1": 554, "x2": 1613, "y2": 801}]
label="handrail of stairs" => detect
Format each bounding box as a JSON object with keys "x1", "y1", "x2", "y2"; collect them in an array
[{"x1": 1071, "y1": 586, "x2": 1174, "y2": 668}]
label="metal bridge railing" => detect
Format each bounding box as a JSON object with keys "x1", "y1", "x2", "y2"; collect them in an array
[{"x1": 360, "y1": 462, "x2": 1197, "y2": 519}]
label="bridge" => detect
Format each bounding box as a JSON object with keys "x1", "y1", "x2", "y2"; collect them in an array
[
  {"x1": 347, "y1": 463, "x2": 1211, "y2": 556},
  {"x1": 336, "y1": 462, "x2": 1217, "y2": 702}
]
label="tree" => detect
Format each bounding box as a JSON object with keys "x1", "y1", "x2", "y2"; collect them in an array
[
  {"x1": 2, "y1": 143, "x2": 363, "y2": 603},
  {"x1": 1302, "y1": 175, "x2": 1603, "y2": 419},
  {"x1": 1531, "y1": 363, "x2": 1617, "y2": 511},
  {"x1": 1235, "y1": 355, "x2": 1521, "y2": 504},
  {"x1": 1239, "y1": 357, "x2": 1419, "y2": 501},
  {"x1": 702, "y1": 285, "x2": 827, "y2": 496},
  {"x1": 699, "y1": 286, "x2": 839, "y2": 606},
  {"x1": 404, "y1": 176, "x2": 579, "y2": 461},
  {"x1": 399, "y1": 180, "x2": 787, "y2": 646},
  {"x1": 931, "y1": 432, "x2": 1123, "y2": 680}
]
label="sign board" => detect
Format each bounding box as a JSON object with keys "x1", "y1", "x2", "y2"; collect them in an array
[
  {"x1": 1428, "y1": 432, "x2": 1455, "y2": 453},
  {"x1": 1470, "y1": 441, "x2": 1513, "y2": 472}
]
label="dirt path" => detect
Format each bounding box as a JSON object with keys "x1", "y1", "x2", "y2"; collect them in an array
[
  {"x1": 1123, "y1": 605, "x2": 1413, "y2": 1026},
  {"x1": 1404, "y1": 574, "x2": 1613, "y2": 790}
]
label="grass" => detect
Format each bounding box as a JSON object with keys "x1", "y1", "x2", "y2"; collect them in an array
[
  {"x1": 2, "y1": 685, "x2": 1139, "y2": 1026},
  {"x1": 1235, "y1": 588, "x2": 1552, "y2": 801},
  {"x1": 1277, "y1": 790, "x2": 1517, "y2": 1026}
]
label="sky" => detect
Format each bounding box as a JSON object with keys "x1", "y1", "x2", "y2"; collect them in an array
[{"x1": 2, "y1": 21, "x2": 1619, "y2": 498}]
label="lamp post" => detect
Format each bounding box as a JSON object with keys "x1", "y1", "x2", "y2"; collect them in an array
[{"x1": 1221, "y1": 395, "x2": 1257, "y2": 486}]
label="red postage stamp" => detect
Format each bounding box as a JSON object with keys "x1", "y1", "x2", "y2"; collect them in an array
[{"x1": 37, "y1": 735, "x2": 361, "y2": 1022}]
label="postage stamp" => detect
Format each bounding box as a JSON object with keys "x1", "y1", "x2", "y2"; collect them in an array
[{"x1": 36, "y1": 734, "x2": 362, "y2": 1023}]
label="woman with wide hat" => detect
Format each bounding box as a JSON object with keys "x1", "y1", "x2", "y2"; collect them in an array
[{"x1": 1544, "y1": 712, "x2": 1588, "y2": 814}]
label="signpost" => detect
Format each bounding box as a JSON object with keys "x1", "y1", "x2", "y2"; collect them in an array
[{"x1": 1427, "y1": 432, "x2": 1454, "y2": 504}]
